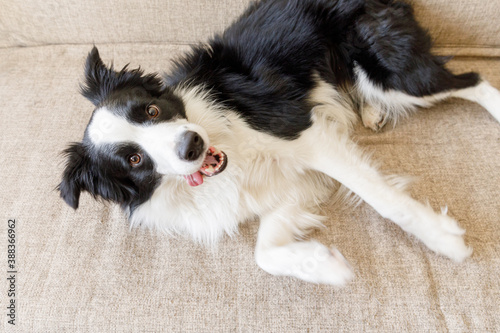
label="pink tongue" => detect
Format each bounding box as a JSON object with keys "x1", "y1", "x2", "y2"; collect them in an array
[{"x1": 184, "y1": 171, "x2": 204, "y2": 187}]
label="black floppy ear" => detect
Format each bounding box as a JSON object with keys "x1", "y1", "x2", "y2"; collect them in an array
[{"x1": 58, "y1": 143, "x2": 89, "y2": 209}]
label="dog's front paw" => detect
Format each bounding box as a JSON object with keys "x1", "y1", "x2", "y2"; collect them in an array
[
  {"x1": 256, "y1": 241, "x2": 354, "y2": 286},
  {"x1": 418, "y1": 209, "x2": 473, "y2": 262}
]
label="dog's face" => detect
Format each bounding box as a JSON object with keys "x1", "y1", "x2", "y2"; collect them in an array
[{"x1": 59, "y1": 47, "x2": 213, "y2": 211}]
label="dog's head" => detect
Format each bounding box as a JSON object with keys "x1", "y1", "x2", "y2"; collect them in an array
[{"x1": 58, "y1": 47, "x2": 227, "y2": 212}]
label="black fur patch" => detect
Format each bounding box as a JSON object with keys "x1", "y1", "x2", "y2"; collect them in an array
[
  {"x1": 166, "y1": 0, "x2": 479, "y2": 139},
  {"x1": 166, "y1": 0, "x2": 365, "y2": 139}
]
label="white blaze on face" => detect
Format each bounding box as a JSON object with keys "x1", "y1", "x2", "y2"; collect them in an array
[{"x1": 87, "y1": 107, "x2": 210, "y2": 175}]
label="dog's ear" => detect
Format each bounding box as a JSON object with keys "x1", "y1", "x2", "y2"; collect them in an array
[
  {"x1": 80, "y1": 47, "x2": 115, "y2": 106},
  {"x1": 58, "y1": 143, "x2": 90, "y2": 209},
  {"x1": 80, "y1": 47, "x2": 164, "y2": 105}
]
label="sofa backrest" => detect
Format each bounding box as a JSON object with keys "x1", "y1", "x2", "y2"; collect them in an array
[{"x1": 1, "y1": 0, "x2": 499, "y2": 56}]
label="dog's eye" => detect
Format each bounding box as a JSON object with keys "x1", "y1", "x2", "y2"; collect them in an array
[
  {"x1": 128, "y1": 154, "x2": 142, "y2": 166},
  {"x1": 146, "y1": 105, "x2": 160, "y2": 118}
]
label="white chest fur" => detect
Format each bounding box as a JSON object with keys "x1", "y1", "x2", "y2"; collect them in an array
[{"x1": 129, "y1": 85, "x2": 340, "y2": 245}]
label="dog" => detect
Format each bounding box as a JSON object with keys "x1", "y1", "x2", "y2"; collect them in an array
[{"x1": 59, "y1": 0, "x2": 500, "y2": 285}]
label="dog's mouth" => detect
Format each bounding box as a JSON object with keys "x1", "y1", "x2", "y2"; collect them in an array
[{"x1": 183, "y1": 146, "x2": 228, "y2": 187}]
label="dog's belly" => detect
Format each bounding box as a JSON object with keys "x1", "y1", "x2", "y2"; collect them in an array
[
  {"x1": 224, "y1": 121, "x2": 338, "y2": 224},
  {"x1": 237, "y1": 154, "x2": 336, "y2": 219},
  {"x1": 129, "y1": 127, "x2": 336, "y2": 245}
]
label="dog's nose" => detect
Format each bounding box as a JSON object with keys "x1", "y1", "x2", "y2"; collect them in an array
[{"x1": 177, "y1": 131, "x2": 205, "y2": 161}]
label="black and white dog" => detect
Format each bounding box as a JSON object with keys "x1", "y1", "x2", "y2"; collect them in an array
[{"x1": 59, "y1": 0, "x2": 500, "y2": 285}]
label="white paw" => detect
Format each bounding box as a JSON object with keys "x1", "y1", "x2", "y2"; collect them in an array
[
  {"x1": 413, "y1": 208, "x2": 473, "y2": 262},
  {"x1": 361, "y1": 104, "x2": 388, "y2": 131},
  {"x1": 256, "y1": 241, "x2": 354, "y2": 286}
]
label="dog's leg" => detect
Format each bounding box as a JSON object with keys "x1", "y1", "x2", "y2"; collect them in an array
[
  {"x1": 301, "y1": 124, "x2": 472, "y2": 262},
  {"x1": 355, "y1": 65, "x2": 500, "y2": 129},
  {"x1": 352, "y1": 1, "x2": 500, "y2": 129},
  {"x1": 357, "y1": 70, "x2": 500, "y2": 131},
  {"x1": 255, "y1": 205, "x2": 354, "y2": 285},
  {"x1": 450, "y1": 80, "x2": 500, "y2": 123}
]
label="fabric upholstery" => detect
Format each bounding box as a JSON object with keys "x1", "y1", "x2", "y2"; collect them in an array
[
  {"x1": 1, "y1": 1, "x2": 499, "y2": 331},
  {"x1": 1, "y1": 0, "x2": 500, "y2": 56}
]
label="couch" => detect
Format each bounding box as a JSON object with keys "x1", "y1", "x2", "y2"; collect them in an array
[{"x1": 1, "y1": 0, "x2": 499, "y2": 331}]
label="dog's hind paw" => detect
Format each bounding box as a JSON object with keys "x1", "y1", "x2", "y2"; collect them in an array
[{"x1": 361, "y1": 104, "x2": 388, "y2": 132}]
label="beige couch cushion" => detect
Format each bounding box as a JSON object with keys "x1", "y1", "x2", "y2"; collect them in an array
[
  {"x1": 1, "y1": 0, "x2": 500, "y2": 56},
  {"x1": 1, "y1": 43, "x2": 499, "y2": 331}
]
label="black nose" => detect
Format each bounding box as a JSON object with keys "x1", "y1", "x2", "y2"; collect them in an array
[{"x1": 177, "y1": 131, "x2": 205, "y2": 161}]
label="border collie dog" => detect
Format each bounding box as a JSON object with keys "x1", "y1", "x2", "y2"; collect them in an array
[{"x1": 59, "y1": 0, "x2": 500, "y2": 285}]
